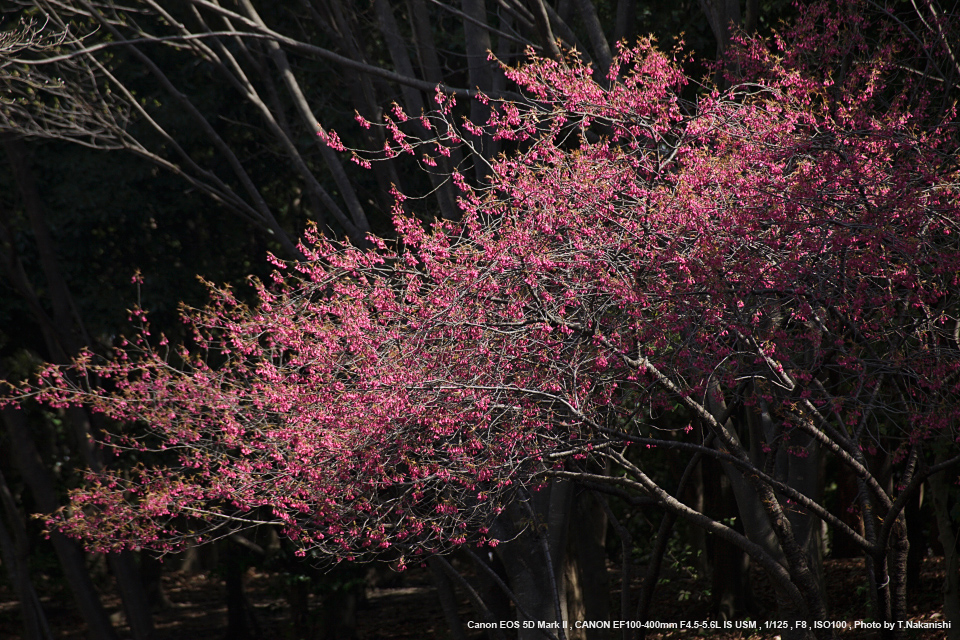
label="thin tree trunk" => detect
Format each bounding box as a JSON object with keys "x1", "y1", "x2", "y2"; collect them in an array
[
  {"x1": 1, "y1": 405, "x2": 119, "y2": 640},
  {"x1": 462, "y1": 0, "x2": 498, "y2": 178},
  {"x1": 240, "y1": 0, "x2": 373, "y2": 243},
  {"x1": 572, "y1": 0, "x2": 612, "y2": 75},
  {"x1": 140, "y1": 551, "x2": 173, "y2": 611},
  {"x1": 613, "y1": 0, "x2": 636, "y2": 45},
  {"x1": 427, "y1": 557, "x2": 469, "y2": 640},
  {"x1": 568, "y1": 490, "x2": 610, "y2": 639},
  {"x1": 373, "y1": 0, "x2": 460, "y2": 221},
  {"x1": 3, "y1": 137, "x2": 156, "y2": 640},
  {"x1": 525, "y1": 0, "x2": 562, "y2": 60},
  {"x1": 929, "y1": 460, "x2": 960, "y2": 640},
  {"x1": 0, "y1": 466, "x2": 53, "y2": 640}
]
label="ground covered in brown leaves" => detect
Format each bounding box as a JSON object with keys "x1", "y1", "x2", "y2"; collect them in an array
[{"x1": 0, "y1": 556, "x2": 951, "y2": 639}]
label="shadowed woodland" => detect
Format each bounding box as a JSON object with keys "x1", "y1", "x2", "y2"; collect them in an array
[{"x1": 1, "y1": 2, "x2": 959, "y2": 640}]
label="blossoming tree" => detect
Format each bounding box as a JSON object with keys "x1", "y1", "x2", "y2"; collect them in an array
[{"x1": 10, "y1": 3, "x2": 960, "y2": 638}]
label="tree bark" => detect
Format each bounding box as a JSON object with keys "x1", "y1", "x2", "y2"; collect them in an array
[
  {"x1": 572, "y1": 0, "x2": 613, "y2": 76},
  {"x1": 698, "y1": 0, "x2": 741, "y2": 58},
  {"x1": 3, "y1": 137, "x2": 156, "y2": 640},
  {"x1": 1, "y1": 405, "x2": 119, "y2": 640},
  {"x1": 139, "y1": 551, "x2": 173, "y2": 611},
  {"x1": 928, "y1": 459, "x2": 960, "y2": 640},
  {"x1": 0, "y1": 466, "x2": 53, "y2": 640},
  {"x1": 904, "y1": 486, "x2": 926, "y2": 596},
  {"x1": 491, "y1": 482, "x2": 572, "y2": 640},
  {"x1": 462, "y1": 0, "x2": 498, "y2": 178},
  {"x1": 613, "y1": 0, "x2": 636, "y2": 45},
  {"x1": 706, "y1": 391, "x2": 786, "y2": 618},
  {"x1": 373, "y1": 0, "x2": 461, "y2": 221},
  {"x1": 223, "y1": 541, "x2": 261, "y2": 640},
  {"x1": 698, "y1": 0, "x2": 742, "y2": 84},
  {"x1": 427, "y1": 557, "x2": 469, "y2": 640},
  {"x1": 566, "y1": 489, "x2": 610, "y2": 639},
  {"x1": 704, "y1": 455, "x2": 755, "y2": 621}
]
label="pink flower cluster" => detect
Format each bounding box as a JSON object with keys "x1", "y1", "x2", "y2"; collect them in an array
[{"x1": 16, "y1": 2, "x2": 960, "y2": 562}]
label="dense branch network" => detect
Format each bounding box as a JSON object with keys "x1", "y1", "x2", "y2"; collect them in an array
[{"x1": 4, "y1": 6, "x2": 960, "y2": 633}]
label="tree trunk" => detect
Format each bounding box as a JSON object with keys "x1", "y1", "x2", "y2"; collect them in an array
[
  {"x1": 315, "y1": 0, "x2": 403, "y2": 218},
  {"x1": 904, "y1": 486, "x2": 926, "y2": 597},
  {"x1": 697, "y1": 0, "x2": 742, "y2": 84},
  {"x1": 831, "y1": 463, "x2": 865, "y2": 558},
  {"x1": 1, "y1": 405, "x2": 119, "y2": 640},
  {"x1": 568, "y1": 490, "x2": 610, "y2": 639},
  {"x1": 465, "y1": 550, "x2": 513, "y2": 639},
  {"x1": 928, "y1": 461, "x2": 960, "y2": 640},
  {"x1": 0, "y1": 466, "x2": 53, "y2": 640},
  {"x1": 706, "y1": 396, "x2": 780, "y2": 619},
  {"x1": 223, "y1": 543, "x2": 261, "y2": 640},
  {"x1": 139, "y1": 551, "x2": 173, "y2": 611},
  {"x1": 462, "y1": 0, "x2": 497, "y2": 178},
  {"x1": 492, "y1": 482, "x2": 572, "y2": 640},
  {"x1": 885, "y1": 518, "x2": 910, "y2": 640},
  {"x1": 706, "y1": 390, "x2": 827, "y2": 639},
  {"x1": 613, "y1": 0, "x2": 636, "y2": 45},
  {"x1": 3, "y1": 137, "x2": 156, "y2": 640},
  {"x1": 698, "y1": 0, "x2": 741, "y2": 58},
  {"x1": 427, "y1": 557, "x2": 469, "y2": 640},
  {"x1": 109, "y1": 552, "x2": 155, "y2": 640},
  {"x1": 703, "y1": 455, "x2": 755, "y2": 621},
  {"x1": 572, "y1": 0, "x2": 613, "y2": 75},
  {"x1": 783, "y1": 429, "x2": 825, "y2": 603},
  {"x1": 373, "y1": 0, "x2": 461, "y2": 221}
]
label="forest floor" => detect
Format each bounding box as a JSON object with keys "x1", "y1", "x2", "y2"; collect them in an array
[{"x1": 0, "y1": 555, "x2": 951, "y2": 639}]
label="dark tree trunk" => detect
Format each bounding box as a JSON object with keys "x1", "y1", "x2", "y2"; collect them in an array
[
  {"x1": 832, "y1": 463, "x2": 865, "y2": 558},
  {"x1": 491, "y1": 482, "x2": 572, "y2": 640},
  {"x1": 427, "y1": 557, "x2": 469, "y2": 640},
  {"x1": 613, "y1": 0, "x2": 636, "y2": 44},
  {"x1": 140, "y1": 552, "x2": 173, "y2": 612},
  {"x1": 1, "y1": 405, "x2": 118, "y2": 640},
  {"x1": 904, "y1": 486, "x2": 926, "y2": 597},
  {"x1": 466, "y1": 550, "x2": 513, "y2": 640},
  {"x1": 886, "y1": 518, "x2": 910, "y2": 640},
  {"x1": 3, "y1": 138, "x2": 156, "y2": 640},
  {"x1": 929, "y1": 463, "x2": 960, "y2": 640},
  {"x1": 697, "y1": 0, "x2": 742, "y2": 84},
  {"x1": 568, "y1": 490, "x2": 610, "y2": 639},
  {"x1": 462, "y1": 0, "x2": 497, "y2": 179},
  {"x1": 223, "y1": 545, "x2": 261, "y2": 640},
  {"x1": 108, "y1": 552, "x2": 155, "y2": 640},
  {"x1": 703, "y1": 456, "x2": 755, "y2": 620},
  {"x1": 0, "y1": 467, "x2": 52, "y2": 640}
]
